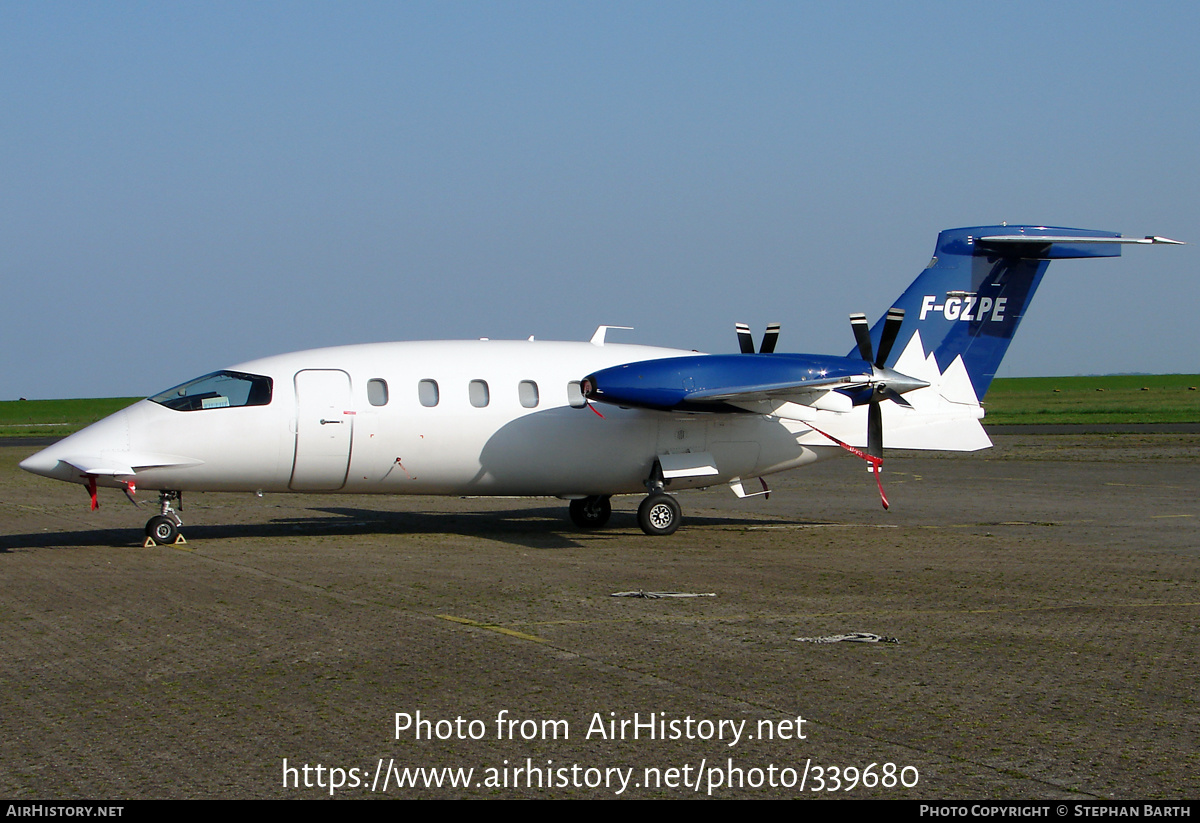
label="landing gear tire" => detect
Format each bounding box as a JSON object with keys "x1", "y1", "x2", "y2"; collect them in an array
[
  {"x1": 638, "y1": 493, "x2": 681, "y2": 536},
  {"x1": 145, "y1": 515, "x2": 179, "y2": 545},
  {"x1": 569, "y1": 496, "x2": 612, "y2": 529}
]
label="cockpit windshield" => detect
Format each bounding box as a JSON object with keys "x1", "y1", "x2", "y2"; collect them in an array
[{"x1": 150, "y1": 370, "x2": 273, "y2": 411}]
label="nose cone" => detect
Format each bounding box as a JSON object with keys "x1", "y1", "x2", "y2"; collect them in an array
[
  {"x1": 18, "y1": 406, "x2": 133, "y2": 483},
  {"x1": 19, "y1": 448, "x2": 63, "y2": 479}
]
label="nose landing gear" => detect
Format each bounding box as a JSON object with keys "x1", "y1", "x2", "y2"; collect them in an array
[{"x1": 144, "y1": 491, "x2": 185, "y2": 547}]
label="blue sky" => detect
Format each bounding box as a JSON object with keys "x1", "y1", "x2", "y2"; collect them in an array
[{"x1": 3, "y1": 1, "x2": 1196, "y2": 400}]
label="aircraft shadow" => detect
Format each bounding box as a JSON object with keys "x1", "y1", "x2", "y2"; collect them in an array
[
  {"x1": 305, "y1": 505, "x2": 797, "y2": 549},
  {"x1": 0, "y1": 504, "x2": 814, "y2": 552},
  {"x1": 0, "y1": 527, "x2": 141, "y2": 552}
]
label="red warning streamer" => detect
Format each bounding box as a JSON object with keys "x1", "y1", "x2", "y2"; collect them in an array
[{"x1": 804, "y1": 423, "x2": 889, "y2": 510}]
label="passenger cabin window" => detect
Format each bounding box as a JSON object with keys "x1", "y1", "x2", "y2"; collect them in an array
[
  {"x1": 367, "y1": 378, "x2": 388, "y2": 406},
  {"x1": 150, "y1": 371, "x2": 272, "y2": 412},
  {"x1": 469, "y1": 380, "x2": 490, "y2": 408},
  {"x1": 566, "y1": 380, "x2": 586, "y2": 409},
  {"x1": 418, "y1": 379, "x2": 439, "y2": 407},
  {"x1": 518, "y1": 380, "x2": 539, "y2": 408}
]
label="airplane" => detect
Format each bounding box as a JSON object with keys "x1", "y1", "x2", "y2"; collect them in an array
[{"x1": 20, "y1": 225, "x2": 1182, "y2": 543}]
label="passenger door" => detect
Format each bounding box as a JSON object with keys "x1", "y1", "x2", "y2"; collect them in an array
[{"x1": 290, "y1": 369, "x2": 353, "y2": 491}]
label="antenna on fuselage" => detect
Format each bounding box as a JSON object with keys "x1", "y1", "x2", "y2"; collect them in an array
[{"x1": 590, "y1": 326, "x2": 634, "y2": 346}]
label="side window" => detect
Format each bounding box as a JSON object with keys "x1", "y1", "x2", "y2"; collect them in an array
[
  {"x1": 518, "y1": 380, "x2": 539, "y2": 408},
  {"x1": 418, "y1": 379, "x2": 439, "y2": 407},
  {"x1": 367, "y1": 378, "x2": 388, "y2": 406},
  {"x1": 469, "y1": 379, "x2": 490, "y2": 408},
  {"x1": 567, "y1": 380, "x2": 586, "y2": 409}
]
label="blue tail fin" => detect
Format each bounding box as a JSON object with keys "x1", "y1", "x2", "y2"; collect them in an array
[{"x1": 859, "y1": 225, "x2": 1127, "y2": 399}]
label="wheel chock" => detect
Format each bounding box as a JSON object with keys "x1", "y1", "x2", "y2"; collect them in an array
[{"x1": 142, "y1": 534, "x2": 187, "y2": 548}]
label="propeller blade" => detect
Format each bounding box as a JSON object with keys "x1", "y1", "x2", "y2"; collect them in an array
[
  {"x1": 867, "y1": 400, "x2": 883, "y2": 460},
  {"x1": 737, "y1": 322, "x2": 782, "y2": 354},
  {"x1": 736, "y1": 322, "x2": 755, "y2": 354},
  {"x1": 850, "y1": 313, "x2": 873, "y2": 362},
  {"x1": 759, "y1": 322, "x2": 781, "y2": 354},
  {"x1": 874, "y1": 307, "x2": 905, "y2": 367},
  {"x1": 844, "y1": 311, "x2": 913, "y2": 500}
]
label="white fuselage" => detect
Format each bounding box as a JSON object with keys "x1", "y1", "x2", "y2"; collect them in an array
[{"x1": 24, "y1": 339, "x2": 837, "y2": 499}]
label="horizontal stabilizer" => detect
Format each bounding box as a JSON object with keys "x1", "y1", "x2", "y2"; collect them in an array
[
  {"x1": 980, "y1": 234, "x2": 1183, "y2": 246},
  {"x1": 975, "y1": 232, "x2": 1184, "y2": 260}
]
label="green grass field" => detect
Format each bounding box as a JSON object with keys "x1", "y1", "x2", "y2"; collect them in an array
[
  {"x1": 1, "y1": 374, "x2": 1197, "y2": 437},
  {"x1": 0, "y1": 397, "x2": 142, "y2": 438},
  {"x1": 981, "y1": 374, "x2": 1200, "y2": 425}
]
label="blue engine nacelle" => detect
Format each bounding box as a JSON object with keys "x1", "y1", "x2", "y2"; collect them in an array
[{"x1": 581, "y1": 353, "x2": 873, "y2": 413}]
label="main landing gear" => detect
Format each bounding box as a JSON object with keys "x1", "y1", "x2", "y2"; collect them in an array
[
  {"x1": 636, "y1": 460, "x2": 681, "y2": 536},
  {"x1": 566, "y1": 492, "x2": 682, "y2": 536},
  {"x1": 569, "y1": 496, "x2": 612, "y2": 529},
  {"x1": 637, "y1": 493, "x2": 681, "y2": 536},
  {"x1": 144, "y1": 490, "x2": 185, "y2": 546},
  {"x1": 566, "y1": 462, "x2": 683, "y2": 536}
]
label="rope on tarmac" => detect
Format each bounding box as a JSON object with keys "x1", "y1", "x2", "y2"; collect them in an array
[
  {"x1": 795, "y1": 632, "x2": 899, "y2": 644},
  {"x1": 610, "y1": 591, "x2": 716, "y2": 599}
]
